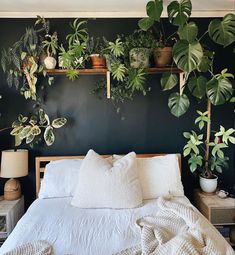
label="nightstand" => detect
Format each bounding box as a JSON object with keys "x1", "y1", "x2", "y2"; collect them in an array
[
  {"x1": 194, "y1": 189, "x2": 235, "y2": 246},
  {"x1": 0, "y1": 196, "x2": 24, "y2": 246}
]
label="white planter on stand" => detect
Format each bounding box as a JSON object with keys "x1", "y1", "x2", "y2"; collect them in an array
[{"x1": 199, "y1": 175, "x2": 218, "y2": 193}]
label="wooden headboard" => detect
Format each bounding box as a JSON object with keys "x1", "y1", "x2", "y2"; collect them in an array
[{"x1": 35, "y1": 153, "x2": 181, "y2": 198}]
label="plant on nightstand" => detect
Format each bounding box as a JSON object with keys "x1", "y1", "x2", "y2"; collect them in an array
[{"x1": 183, "y1": 98, "x2": 235, "y2": 193}]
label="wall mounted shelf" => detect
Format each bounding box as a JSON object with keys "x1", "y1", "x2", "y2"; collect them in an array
[
  {"x1": 46, "y1": 67, "x2": 182, "y2": 75},
  {"x1": 45, "y1": 67, "x2": 183, "y2": 99}
]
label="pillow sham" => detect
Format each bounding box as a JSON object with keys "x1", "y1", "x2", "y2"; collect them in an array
[
  {"x1": 71, "y1": 150, "x2": 143, "y2": 209},
  {"x1": 113, "y1": 154, "x2": 184, "y2": 199},
  {"x1": 39, "y1": 158, "x2": 83, "y2": 199}
]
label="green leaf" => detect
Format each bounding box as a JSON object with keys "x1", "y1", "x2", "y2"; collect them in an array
[
  {"x1": 172, "y1": 40, "x2": 203, "y2": 72},
  {"x1": 168, "y1": 92, "x2": 190, "y2": 117},
  {"x1": 111, "y1": 63, "x2": 126, "y2": 81},
  {"x1": 188, "y1": 76, "x2": 207, "y2": 99},
  {"x1": 10, "y1": 126, "x2": 23, "y2": 136},
  {"x1": 19, "y1": 125, "x2": 32, "y2": 139},
  {"x1": 146, "y1": 0, "x2": 163, "y2": 21},
  {"x1": 167, "y1": 0, "x2": 192, "y2": 27},
  {"x1": 108, "y1": 39, "x2": 124, "y2": 57},
  {"x1": 207, "y1": 77, "x2": 233, "y2": 105},
  {"x1": 21, "y1": 52, "x2": 27, "y2": 61},
  {"x1": 183, "y1": 132, "x2": 191, "y2": 138},
  {"x1": 183, "y1": 147, "x2": 191, "y2": 157},
  {"x1": 31, "y1": 125, "x2": 41, "y2": 136},
  {"x1": 127, "y1": 68, "x2": 146, "y2": 93},
  {"x1": 188, "y1": 154, "x2": 203, "y2": 173},
  {"x1": 52, "y1": 118, "x2": 67, "y2": 128},
  {"x1": 39, "y1": 109, "x2": 47, "y2": 125},
  {"x1": 178, "y1": 22, "x2": 198, "y2": 43},
  {"x1": 15, "y1": 135, "x2": 22, "y2": 146},
  {"x1": 26, "y1": 133, "x2": 35, "y2": 144},
  {"x1": 210, "y1": 156, "x2": 229, "y2": 173},
  {"x1": 138, "y1": 17, "x2": 155, "y2": 31},
  {"x1": 44, "y1": 126, "x2": 55, "y2": 146},
  {"x1": 197, "y1": 51, "x2": 214, "y2": 73},
  {"x1": 208, "y1": 13, "x2": 235, "y2": 47},
  {"x1": 160, "y1": 73, "x2": 178, "y2": 91}
]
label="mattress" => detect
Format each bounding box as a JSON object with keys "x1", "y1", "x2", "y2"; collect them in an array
[{"x1": 0, "y1": 196, "x2": 230, "y2": 255}]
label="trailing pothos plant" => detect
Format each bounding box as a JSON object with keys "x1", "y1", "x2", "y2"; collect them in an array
[
  {"x1": 0, "y1": 17, "x2": 67, "y2": 147},
  {"x1": 1, "y1": 22, "x2": 54, "y2": 101},
  {"x1": 139, "y1": 0, "x2": 235, "y2": 117},
  {"x1": 183, "y1": 105, "x2": 235, "y2": 179},
  {"x1": 58, "y1": 19, "x2": 89, "y2": 81}
]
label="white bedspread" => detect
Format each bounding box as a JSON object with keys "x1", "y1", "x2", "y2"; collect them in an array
[{"x1": 0, "y1": 196, "x2": 232, "y2": 255}]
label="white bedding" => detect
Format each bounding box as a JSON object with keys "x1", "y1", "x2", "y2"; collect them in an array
[{"x1": 0, "y1": 196, "x2": 232, "y2": 255}]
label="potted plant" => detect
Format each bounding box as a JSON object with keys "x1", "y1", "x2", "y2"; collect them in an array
[
  {"x1": 123, "y1": 30, "x2": 155, "y2": 69},
  {"x1": 138, "y1": 0, "x2": 177, "y2": 67},
  {"x1": 58, "y1": 19, "x2": 89, "y2": 81},
  {"x1": 183, "y1": 100, "x2": 235, "y2": 193},
  {"x1": 87, "y1": 37, "x2": 107, "y2": 69},
  {"x1": 42, "y1": 32, "x2": 58, "y2": 69}
]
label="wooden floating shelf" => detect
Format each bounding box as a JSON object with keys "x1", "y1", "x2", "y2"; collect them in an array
[{"x1": 45, "y1": 67, "x2": 182, "y2": 75}]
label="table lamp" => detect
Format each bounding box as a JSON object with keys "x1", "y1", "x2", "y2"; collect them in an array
[{"x1": 0, "y1": 149, "x2": 28, "y2": 201}]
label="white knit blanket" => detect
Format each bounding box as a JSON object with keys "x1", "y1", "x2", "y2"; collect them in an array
[
  {"x1": 115, "y1": 197, "x2": 234, "y2": 255},
  {"x1": 3, "y1": 240, "x2": 53, "y2": 255}
]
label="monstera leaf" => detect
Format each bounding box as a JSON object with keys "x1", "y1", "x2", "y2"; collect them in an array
[
  {"x1": 207, "y1": 77, "x2": 233, "y2": 105},
  {"x1": 197, "y1": 50, "x2": 214, "y2": 73},
  {"x1": 167, "y1": 0, "x2": 192, "y2": 27},
  {"x1": 178, "y1": 22, "x2": 198, "y2": 43},
  {"x1": 173, "y1": 40, "x2": 203, "y2": 72},
  {"x1": 188, "y1": 76, "x2": 208, "y2": 99},
  {"x1": 160, "y1": 73, "x2": 178, "y2": 91},
  {"x1": 147, "y1": 0, "x2": 163, "y2": 21},
  {"x1": 209, "y1": 13, "x2": 235, "y2": 47},
  {"x1": 168, "y1": 92, "x2": 190, "y2": 117}
]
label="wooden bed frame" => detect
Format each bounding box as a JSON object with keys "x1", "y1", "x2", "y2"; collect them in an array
[{"x1": 35, "y1": 153, "x2": 182, "y2": 198}]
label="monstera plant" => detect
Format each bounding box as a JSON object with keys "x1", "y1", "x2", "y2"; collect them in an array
[{"x1": 139, "y1": 0, "x2": 235, "y2": 117}]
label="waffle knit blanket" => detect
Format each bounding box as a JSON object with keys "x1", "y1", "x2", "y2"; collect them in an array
[
  {"x1": 115, "y1": 196, "x2": 235, "y2": 255},
  {"x1": 3, "y1": 240, "x2": 53, "y2": 255}
]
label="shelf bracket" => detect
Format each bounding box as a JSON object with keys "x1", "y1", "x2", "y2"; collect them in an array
[{"x1": 106, "y1": 71, "x2": 111, "y2": 99}]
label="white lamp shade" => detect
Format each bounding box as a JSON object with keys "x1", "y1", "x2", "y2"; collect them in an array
[{"x1": 1, "y1": 149, "x2": 28, "y2": 178}]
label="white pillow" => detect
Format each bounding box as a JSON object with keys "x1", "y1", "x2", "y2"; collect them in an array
[
  {"x1": 71, "y1": 150, "x2": 143, "y2": 209},
  {"x1": 113, "y1": 154, "x2": 184, "y2": 199},
  {"x1": 39, "y1": 159, "x2": 83, "y2": 199}
]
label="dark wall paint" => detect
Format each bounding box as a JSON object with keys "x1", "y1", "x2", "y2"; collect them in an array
[{"x1": 0, "y1": 18, "x2": 234, "y2": 208}]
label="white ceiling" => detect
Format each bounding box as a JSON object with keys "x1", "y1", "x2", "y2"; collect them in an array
[{"x1": 0, "y1": 0, "x2": 234, "y2": 18}]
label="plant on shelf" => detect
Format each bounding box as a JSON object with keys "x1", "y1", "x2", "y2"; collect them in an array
[
  {"x1": 0, "y1": 17, "x2": 67, "y2": 147},
  {"x1": 87, "y1": 36, "x2": 108, "y2": 68},
  {"x1": 138, "y1": 0, "x2": 235, "y2": 118},
  {"x1": 58, "y1": 19, "x2": 89, "y2": 81},
  {"x1": 42, "y1": 32, "x2": 58, "y2": 69},
  {"x1": 123, "y1": 30, "x2": 155, "y2": 69},
  {"x1": 183, "y1": 100, "x2": 235, "y2": 193},
  {"x1": 1, "y1": 22, "x2": 55, "y2": 101}
]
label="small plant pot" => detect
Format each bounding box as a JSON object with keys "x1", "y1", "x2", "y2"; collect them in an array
[
  {"x1": 154, "y1": 47, "x2": 172, "y2": 67},
  {"x1": 44, "y1": 56, "x2": 57, "y2": 70},
  {"x1": 90, "y1": 54, "x2": 106, "y2": 69},
  {"x1": 129, "y1": 48, "x2": 150, "y2": 69},
  {"x1": 199, "y1": 174, "x2": 218, "y2": 193}
]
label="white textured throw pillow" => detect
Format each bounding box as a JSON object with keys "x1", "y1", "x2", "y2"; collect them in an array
[
  {"x1": 71, "y1": 150, "x2": 143, "y2": 209},
  {"x1": 113, "y1": 154, "x2": 184, "y2": 199},
  {"x1": 39, "y1": 159, "x2": 83, "y2": 199}
]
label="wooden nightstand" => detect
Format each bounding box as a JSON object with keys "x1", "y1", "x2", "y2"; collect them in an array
[
  {"x1": 0, "y1": 196, "x2": 24, "y2": 246},
  {"x1": 194, "y1": 189, "x2": 235, "y2": 246}
]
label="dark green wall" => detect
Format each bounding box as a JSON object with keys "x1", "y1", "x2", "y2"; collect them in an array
[{"x1": 0, "y1": 18, "x2": 234, "y2": 208}]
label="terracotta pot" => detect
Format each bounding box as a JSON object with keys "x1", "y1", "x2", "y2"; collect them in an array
[
  {"x1": 154, "y1": 47, "x2": 172, "y2": 67},
  {"x1": 199, "y1": 174, "x2": 218, "y2": 193},
  {"x1": 90, "y1": 54, "x2": 106, "y2": 68},
  {"x1": 129, "y1": 48, "x2": 150, "y2": 69}
]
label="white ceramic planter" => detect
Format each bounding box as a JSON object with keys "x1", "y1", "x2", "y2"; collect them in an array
[
  {"x1": 199, "y1": 175, "x2": 218, "y2": 193},
  {"x1": 44, "y1": 56, "x2": 56, "y2": 69}
]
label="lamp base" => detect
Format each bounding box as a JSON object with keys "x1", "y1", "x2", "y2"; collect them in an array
[{"x1": 4, "y1": 178, "x2": 21, "y2": 201}]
